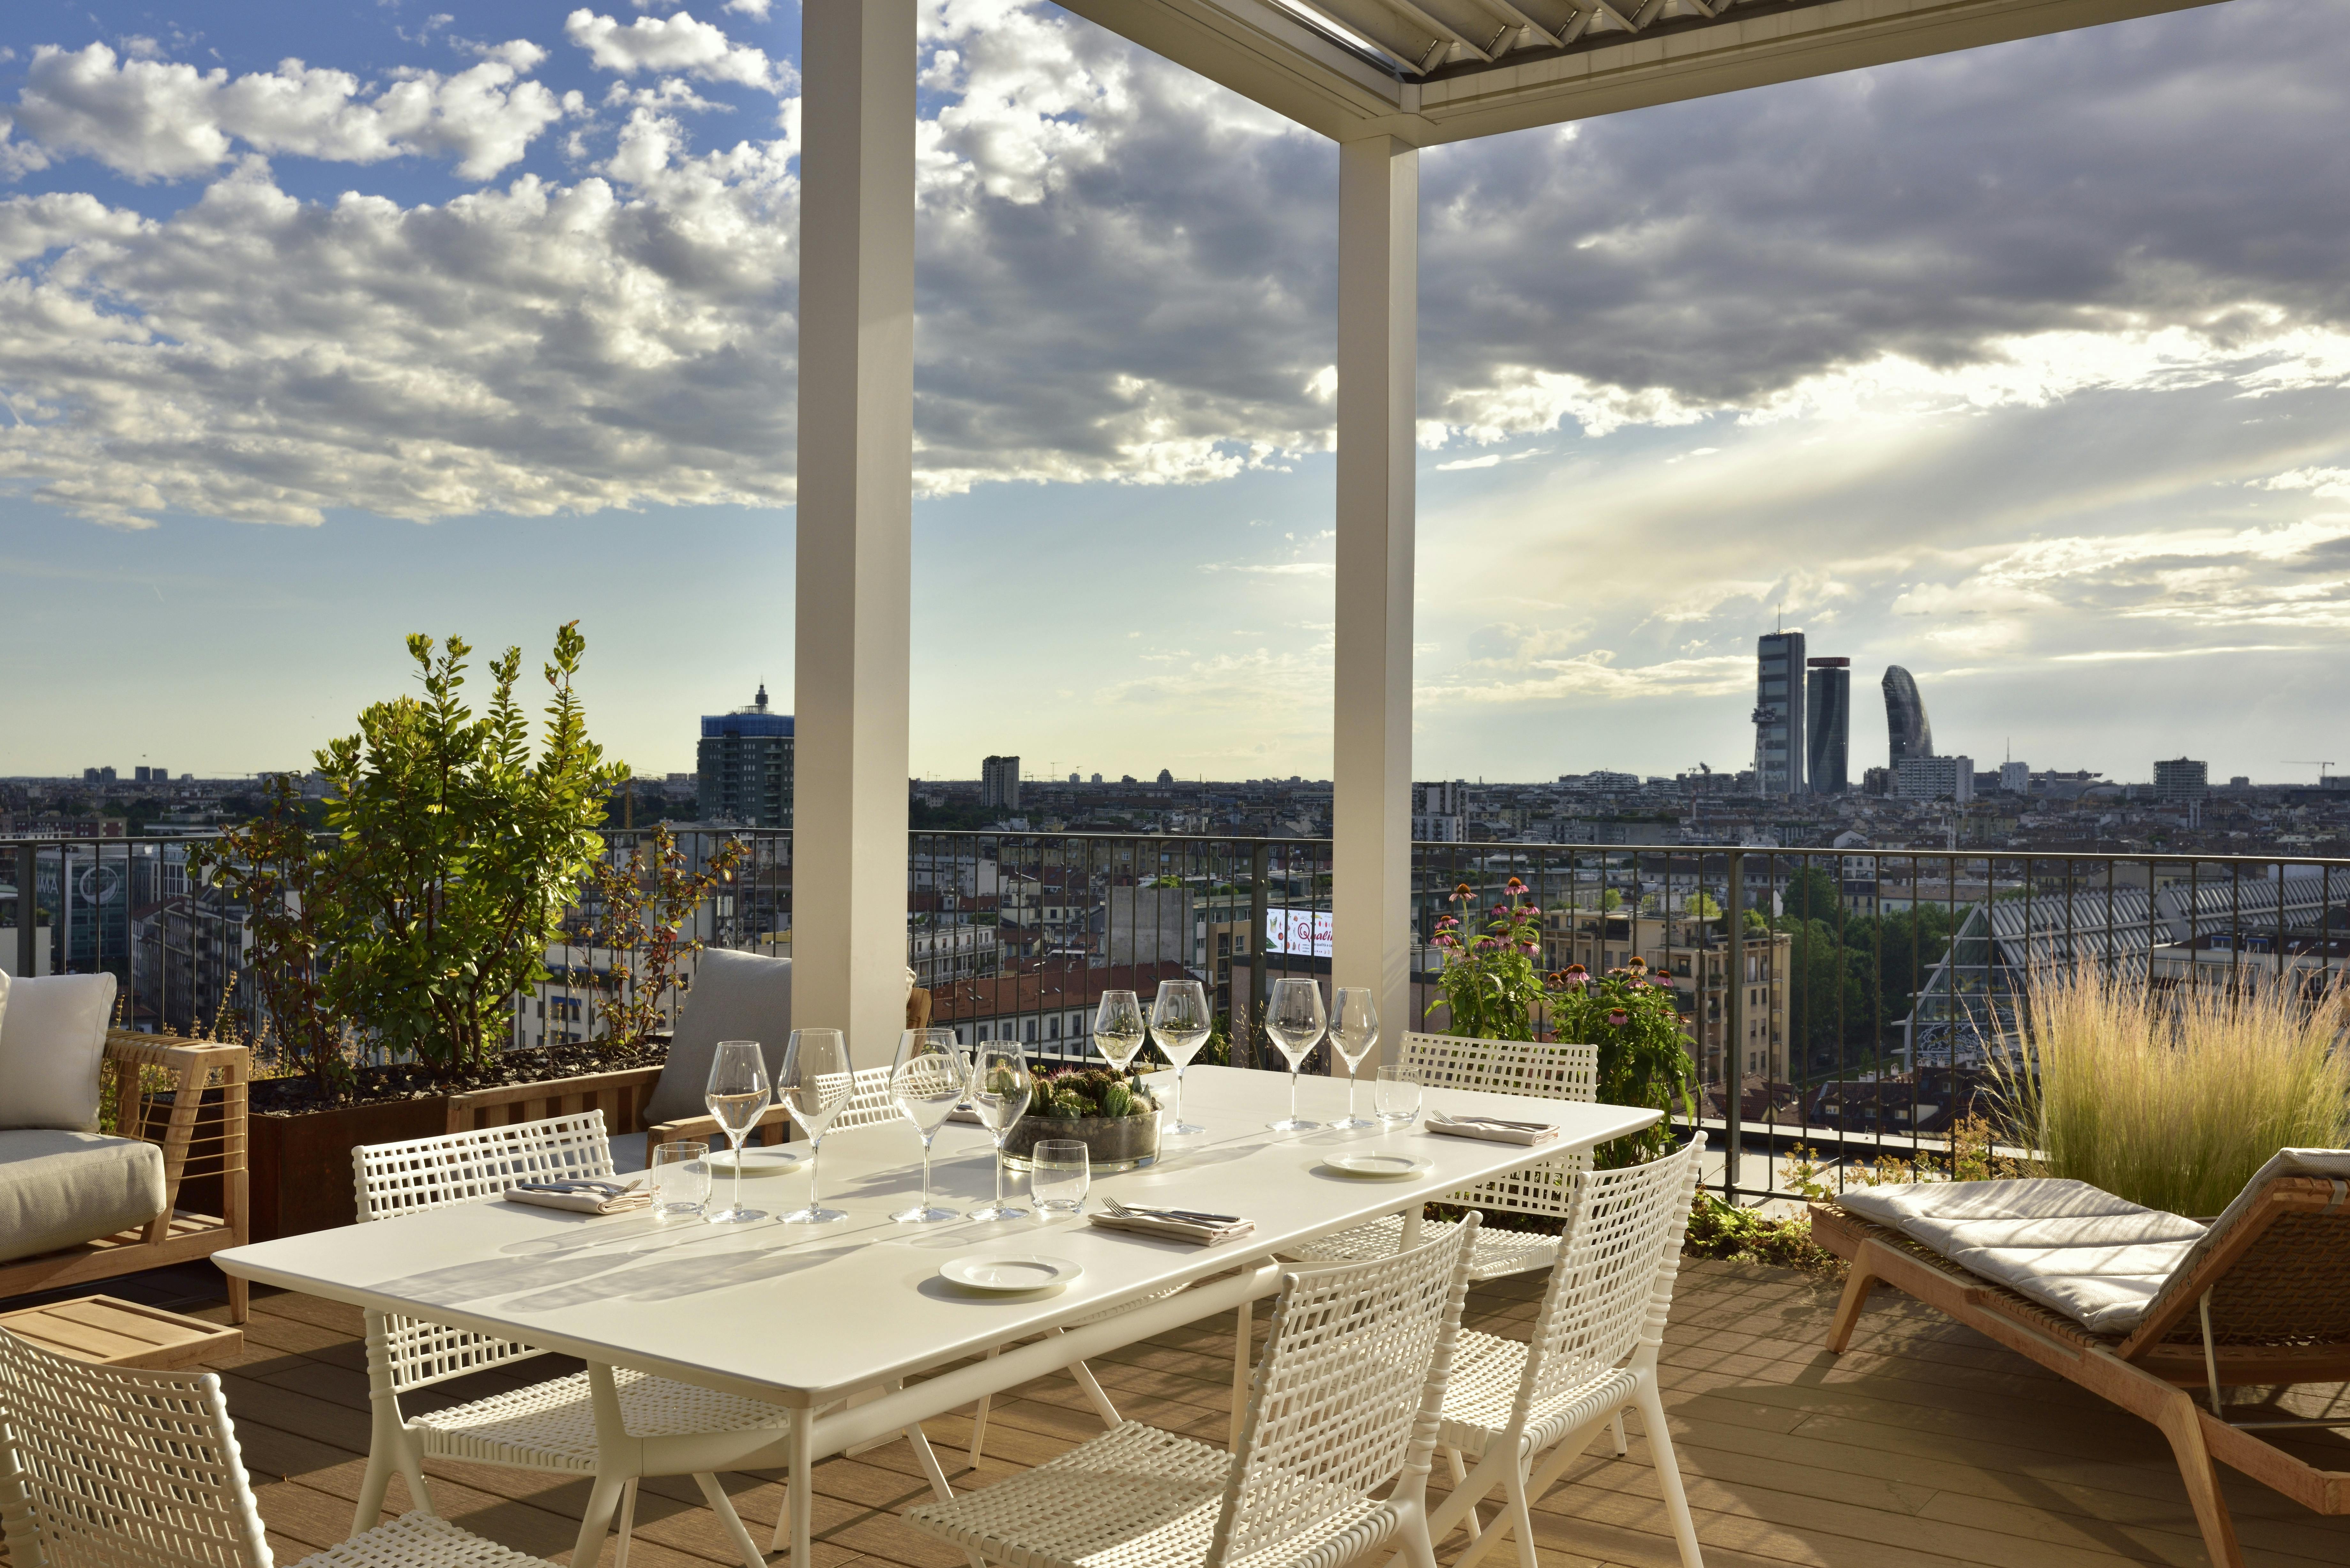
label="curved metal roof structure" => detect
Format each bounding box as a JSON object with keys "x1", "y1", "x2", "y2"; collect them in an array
[{"x1": 1056, "y1": 0, "x2": 2225, "y2": 143}]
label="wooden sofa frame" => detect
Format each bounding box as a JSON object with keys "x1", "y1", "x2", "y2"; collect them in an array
[
  {"x1": 1811, "y1": 1177, "x2": 2350, "y2": 1568},
  {"x1": 0, "y1": 1033, "x2": 251, "y2": 1323}
]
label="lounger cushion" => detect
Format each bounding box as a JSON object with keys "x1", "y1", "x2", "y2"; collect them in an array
[
  {"x1": 642, "y1": 948, "x2": 792, "y2": 1125},
  {"x1": 1837, "y1": 1179, "x2": 2206, "y2": 1334},
  {"x1": 0, "y1": 1129, "x2": 167, "y2": 1263}
]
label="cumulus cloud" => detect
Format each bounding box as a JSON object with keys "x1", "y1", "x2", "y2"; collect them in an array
[
  {"x1": 564, "y1": 9, "x2": 786, "y2": 91},
  {"x1": 1, "y1": 41, "x2": 564, "y2": 181}
]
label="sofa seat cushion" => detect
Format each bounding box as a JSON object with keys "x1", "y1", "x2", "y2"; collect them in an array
[
  {"x1": 0, "y1": 1129, "x2": 168, "y2": 1264},
  {"x1": 1838, "y1": 1178, "x2": 2207, "y2": 1335}
]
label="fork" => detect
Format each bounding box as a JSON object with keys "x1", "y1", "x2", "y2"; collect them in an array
[{"x1": 1103, "y1": 1196, "x2": 1244, "y2": 1225}]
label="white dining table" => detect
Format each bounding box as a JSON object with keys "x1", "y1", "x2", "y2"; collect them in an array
[{"x1": 214, "y1": 1064, "x2": 1659, "y2": 1568}]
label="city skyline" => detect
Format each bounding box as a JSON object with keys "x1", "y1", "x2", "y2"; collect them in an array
[{"x1": 3, "y1": 1, "x2": 2347, "y2": 782}]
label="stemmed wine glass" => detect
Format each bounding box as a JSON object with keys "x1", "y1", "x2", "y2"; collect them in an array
[
  {"x1": 777, "y1": 1028, "x2": 851, "y2": 1224},
  {"x1": 1149, "y1": 979, "x2": 1212, "y2": 1136},
  {"x1": 1092, "y1": 990, "x2": 1147, "y2": 1078},
  {"x1": 1263, "y1": 977, "x2": 1326, "y2": 1133},
  {"x1": 703, "y1": 1040, "x2": 771, "y2": 1224},
  {"x1": 1327, "y1": 987, "x2": 1380, "y2": 1131},
  {"x1": 967, "y1": 1043, "x2": 1034, "y2": 1221},
  {"x1": 891, "y1": 1028, "x2": 967, "y2": 1224}
]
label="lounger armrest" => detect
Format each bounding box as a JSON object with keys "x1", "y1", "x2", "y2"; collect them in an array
[
  {"x1": 648, "y1": 1103, "x2": 798, "y2": 1150},
  {"x1": 101, "y1": 1032, "x2": 250, "y2": 1244}
]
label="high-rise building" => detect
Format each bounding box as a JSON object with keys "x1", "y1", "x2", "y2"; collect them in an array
[
  {"x1": 1894, "y1": 755, "x2": 1975, "y2": 803},
  {"x1": 2000, "y1": 760, "x2": 2030, "y2": 794},
  {"x1": 1804, "y1": 657, "x2": 1850, "y2": 794},
  {"x1": 2154, "y1": 758, "x2": 2209, "y2": 801},
  {"x1": 696, "y1": 684, "x2": 793, "y2": 828},
  {"x1": 1882, "y1": 666, "x2": 1933, "y2": 770},
  {"x1": 1752, "y1": 632, "x2": 1806, "y2": 797},
  {"x1": 982, "y1": 755, "x2": 1021, "y2": 810}
]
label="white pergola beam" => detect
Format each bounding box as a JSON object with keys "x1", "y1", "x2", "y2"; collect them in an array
[
  {"x1": 794, "y1": 0, "x2": 917, "y2": 1057},
  {"x1": 1330, "y1": 136, "x2": 1419, "y2": 1065},
  {"x1": 1057, "y1": 0, "x2": 2230, "y2": 147}
]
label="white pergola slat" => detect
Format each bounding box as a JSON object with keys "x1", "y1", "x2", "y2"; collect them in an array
[{"x1": 792, "y1": 0, "x2": 2229, "y2": 1054}]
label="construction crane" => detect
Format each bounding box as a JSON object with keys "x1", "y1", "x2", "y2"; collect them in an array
[{"x1": 2284, "y1": 760, "x2": 2337, "y2": 783}]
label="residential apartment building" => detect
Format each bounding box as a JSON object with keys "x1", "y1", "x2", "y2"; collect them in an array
[
  {"x1": 982, "y1": 755, "x2": 1022, "y2": 811},
  {"x1": 1541, "y1": 911, "x2": 1793, "y2": 1087},
  {"x1": 696, "y1": 685, "x2": 793, "y2": 828},
  {"x1": 1894, "y1": 754, "x2": 1975, "y2": 803},
  {"x1": 2154, "y1": 757, "x2": 2209, "y2": 802}
]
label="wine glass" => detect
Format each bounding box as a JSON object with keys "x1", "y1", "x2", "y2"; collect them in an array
[
  {"x1": 1149, "y1": 979, "x2": 1213, "y2": 1136},
  {"x1": 1093, "y1": 990, "x2": 1147, "y2": 1077},
  {"x1": 967, "y1": 1043, "x2": 1034, "y2": 1221},
  {"x1": 891, "y1": 1028, "x2": 967, "y2": 1224},
  {"x1": 777, "y1": 1028, "x2": 851, "y2": 1224},
  {"x1": 703, "y1": 1040, "x2": 771, "y2": 1224},
  {"x1": 1327, "y1": 987, "x2": 1380, "y2": 1131},
  {"x1": 1263, "y1": 977, "x2": 1326, "y2": 1133}
]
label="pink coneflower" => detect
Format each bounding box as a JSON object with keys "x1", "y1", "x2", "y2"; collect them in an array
[{"x1": 1607, "y1": 1010, "x2": 1629, "y2": 1027}]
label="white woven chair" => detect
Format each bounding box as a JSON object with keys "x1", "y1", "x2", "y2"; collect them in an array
[
  {"x1": 0, "y1": 1325, "x2": 550, "y2": 1568},
  {"x1": 1430, "y1": 1133, "x2": 1709, "y2": 1568},
  {"x1": 351, "y1": 1112, "x2": 864, "y2": 1568},
  {"x1": 903, "y1": 1213, "x2": 1483, "y2": 1568},
  {"x1": 1285, "y1": 1032, "x2": 1600, "y2": 1283}
]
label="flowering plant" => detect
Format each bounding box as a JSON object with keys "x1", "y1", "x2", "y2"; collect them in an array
[
  {"x1": 1546, "y1": 955, "x2": 1697, "y2": 1167},
  {"x1": 1428, "y1": 878, "x2": 1548, "y2": 1042}
]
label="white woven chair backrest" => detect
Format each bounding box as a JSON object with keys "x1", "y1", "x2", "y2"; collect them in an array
[
  {"x1": 0, "y1": 1327, "x2": 275, "y2": 1568},
  {"x1": 1401, "y1": 1032, "x2": 1598, "y2": 1219},
  {"x1": 1211, "y1": 1215, "x2": 1482, "y2": 1568},
  {"x1": 1516, "y1": 1133, "x2": 1705, "y2": 1425},
  {"x1": 825, "y1": 1064, "x2": 908, "y2": 1133},
  {"x1": 351, "y1": 1112, "x2": 614, "y2": 1393}
]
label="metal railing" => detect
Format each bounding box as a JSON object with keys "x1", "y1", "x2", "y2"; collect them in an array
[{"x1": 8, "y1": 830, "x2": 2344, "y2": 1203}]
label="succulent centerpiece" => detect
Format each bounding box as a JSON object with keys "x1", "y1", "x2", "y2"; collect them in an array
[{"x1": 1001, "y1": 1066, "x2": 1161, "y2": 1172}]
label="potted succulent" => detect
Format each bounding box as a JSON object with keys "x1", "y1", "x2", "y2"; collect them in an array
[{"x1": 1001, "y1": 1067, "x2": 1161, "y2": 1173}]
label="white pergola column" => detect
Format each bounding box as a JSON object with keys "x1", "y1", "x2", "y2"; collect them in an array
[
  {"x1": 794, "y1": 0, "x2": 916, "y2": 1055},
  {"x1": 1330, "y1": 135, "x2": 1418, "y2": 1061}
]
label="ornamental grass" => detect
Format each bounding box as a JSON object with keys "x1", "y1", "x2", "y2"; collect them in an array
[{"x1": 1994, "y1": 959, "x2": 2350, "y2": 1218}]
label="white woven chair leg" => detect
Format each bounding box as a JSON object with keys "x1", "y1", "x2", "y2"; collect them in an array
[
  {"x1": 1501, "y1": 1464, "x2": 1541, "y2": 1568},
  {"x1": 572, "y1": 1473, "x2": 629, "y2": 1568},
  {"x1": 1228, "y1": 1298, "x2": 1252, "y2": 1451},
  {"x1": 613, "y1": 1479, "x2": 638, "y2": 1568},
  {"x1": 694, "y1": 1471, "x2": 766, "y2": 1568},
  {"x1": 352, "y1": 1440, "x2": 395, "y2": 1538},
  {"x1": 1611, "y1": 1410, "x2": 1629, "y2": 1456},
  {"x1": 1633, "y1": 1374, "x2": 1703, "y2": 1568},
  {"x1": 396, "y1": 1429, "x2": 436, "y2": 1521},
  {"x1": 1444, "y1": 1446, "x2": 1482, "y2": 1542}
]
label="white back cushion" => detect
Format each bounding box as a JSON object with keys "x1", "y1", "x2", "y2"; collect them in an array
[
  {"x1": 0, "y1": 973, "x2": 119, "y2": 1132},
  {"x1": 643, "y1": 948, "x2": 793, "y2": 1125}
]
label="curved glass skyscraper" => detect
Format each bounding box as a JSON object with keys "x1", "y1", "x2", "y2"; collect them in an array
[
  {"x1": 1883, "y1": 665, "x2": 1934, "y2": 768},
  {"x1": 1806, "y1": 658, "x2": 1850, "y2": 793}
]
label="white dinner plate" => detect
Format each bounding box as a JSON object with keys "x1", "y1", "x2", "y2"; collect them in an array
[
  {"x1": 705, "y1": 1148, "x2": 804, "y2": 1179},
  {"x1": 939, "y1": 1255, "x2": 1083, "y2": 1293},
  {"x1": 1321, "y1": 1153, "x2": 1432, "y2": 1180}
]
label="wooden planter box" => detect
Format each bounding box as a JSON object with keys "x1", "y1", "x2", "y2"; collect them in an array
[{"x1": 247, "y1": 1065, "x2": 668, "y2": 1241}]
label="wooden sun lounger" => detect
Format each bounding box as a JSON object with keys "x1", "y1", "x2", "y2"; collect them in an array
[{"x1": 1810, "y1": 1175, "x2": 2350, "y2": 1568}]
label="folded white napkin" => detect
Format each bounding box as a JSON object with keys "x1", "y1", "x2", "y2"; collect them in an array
[
  {"x1": 1089, "y1": 1211, "x2": 1254, "y2": 1246},
  {"x1": 504, "y1": 1178, "x2": 652, "y2": 1215},
  {"x1": 1425, "y1": 1114, "x2": 1559, "y2": 1146}
]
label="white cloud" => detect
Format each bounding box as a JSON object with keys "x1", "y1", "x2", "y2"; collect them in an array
[
  {"x1": 2254, "y1": 465, "x2": 2350, "y2": 499},
  {"x1": 564, "y1": 10, "x2": 785, "y2": 91},
  {"x1": 2, "y1": 42, "x2": 562, "y2": 181}
]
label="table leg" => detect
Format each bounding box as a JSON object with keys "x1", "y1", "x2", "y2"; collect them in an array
[
  {"x1": 789, "y1": 1405, "x2": 814, "y2": 1568},
  {"x1": 1399, "y1": 1202, "x2": 1424, "y2": 1249}
]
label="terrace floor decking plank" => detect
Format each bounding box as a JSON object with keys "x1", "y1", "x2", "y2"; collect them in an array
[{"x1": 5, "y1": 1256, "x2": 2348, "y2": 1567}]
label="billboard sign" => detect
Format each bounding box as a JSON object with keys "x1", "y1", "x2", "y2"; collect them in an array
[{"x1": 1265, "y1": 907, "x2": 1332, "y2": 958}]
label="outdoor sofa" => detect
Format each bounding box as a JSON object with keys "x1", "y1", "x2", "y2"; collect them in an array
[{"x1": 1810, "y1": 1150, "x2": 2350, "y2": 1568}]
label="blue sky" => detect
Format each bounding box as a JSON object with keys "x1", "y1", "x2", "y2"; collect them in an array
[{"x1": 4, "y1": 0, "x2": 2349, "y2": 784}]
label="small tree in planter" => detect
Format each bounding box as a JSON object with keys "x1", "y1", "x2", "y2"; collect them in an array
[
  {"x1": 585, "y1": 825, "x2": 747, "y2": 1049},
  {"x1": 1427, "y1": 879, "x2": 1546, "y2": 1041},
  {"x1": 1547, "y1": 957, "x2": 1697, "y2": 1167},
  {"x1": 319, "y1": 623, "x2": 625, "y2": 1072}
]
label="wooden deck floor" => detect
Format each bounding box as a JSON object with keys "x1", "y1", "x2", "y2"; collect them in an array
[{"x1": 6, "y1": 1257, "x2": 2349, "y2": 1568}]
